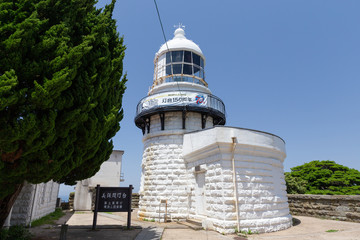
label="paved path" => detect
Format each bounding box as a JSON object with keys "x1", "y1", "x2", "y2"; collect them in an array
[
  {"x1": 248, "y1": 216, "x2": 360, "y2": 240},
  {"x1": 30, "y1": 210, "x2": 360, "y2": 240}
]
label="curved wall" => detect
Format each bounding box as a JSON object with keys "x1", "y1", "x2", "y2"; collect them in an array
[
  {"x1": 138, "y1": 112, "x2": 213, "y2": 221},
  {"x1": 183, "y1": 127, "x2": 292, "y2": 233}
]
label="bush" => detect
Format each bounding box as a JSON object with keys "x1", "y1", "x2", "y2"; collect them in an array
[
  {"x1": 286, "y1": 160, "x2": 360, "y2": 195},
  {"x1": 285, "y1": 172, "x2": 307, "y2": 194}
]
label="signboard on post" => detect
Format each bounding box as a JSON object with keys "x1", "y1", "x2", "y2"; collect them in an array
[
  {"x1": 97, "y1": 187, "x2": 131, "y2": 212},
  {"x1": 92, "y1": 185, "x2": 133, "y2": 230}
]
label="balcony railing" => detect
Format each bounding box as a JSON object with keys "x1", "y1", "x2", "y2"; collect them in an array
[{"x1": 135, "y1": 90, "x2": 226, "y2": 118}]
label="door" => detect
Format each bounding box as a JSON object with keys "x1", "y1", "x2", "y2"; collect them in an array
[{"x1": 195, "y1": 172, "x2": 206, "y2": 215}]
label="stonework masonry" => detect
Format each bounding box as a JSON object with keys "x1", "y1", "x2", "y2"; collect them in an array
[
  {"x1": 288, "y1": 194, "x2": 360, "y2": 222},
  {"x1": 139, "y1": 112, "x2": 214, "y2": 221},
  {"x1": 183, "y1": 127, "x2": 292, "y2": 233},
  {"x1": 136, "y1": 27, "x2": 292, "y2": 235},
  {"x1": 9, "y1": 181, "x2": 59, "y2": 226}
]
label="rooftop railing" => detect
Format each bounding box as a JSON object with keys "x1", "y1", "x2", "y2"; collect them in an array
[{"x1": 135, "y1": 90, "x2": 226, "y2": 118}]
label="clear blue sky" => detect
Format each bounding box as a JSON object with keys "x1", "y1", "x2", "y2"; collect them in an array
[{"x1": 60, "y1": 0, "x2": 360, "y2": 197}]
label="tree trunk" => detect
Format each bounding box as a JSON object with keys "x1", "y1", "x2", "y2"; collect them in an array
[{"x1": 0, "y1": 183, "x2": 24, "y2": 227}]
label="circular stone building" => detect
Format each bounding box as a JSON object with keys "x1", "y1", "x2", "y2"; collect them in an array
[{"x1": 135, "y1": 27, "x2": 292, "y2": 234}]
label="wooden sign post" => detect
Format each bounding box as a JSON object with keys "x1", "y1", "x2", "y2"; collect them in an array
[{"x1": 92, "y1": 184, "x2": 133, "y2": 230}]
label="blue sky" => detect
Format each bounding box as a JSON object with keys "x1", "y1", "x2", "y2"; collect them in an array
[{"x1": 60, "y1": 0, "x2": 360, "y2": 197}]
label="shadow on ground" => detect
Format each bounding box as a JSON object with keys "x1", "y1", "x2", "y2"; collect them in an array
[{"x1": 292, "y1": 217, "x2": 301, "y2": 226}]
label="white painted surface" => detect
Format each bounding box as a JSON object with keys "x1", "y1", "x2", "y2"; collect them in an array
[
  {"x1": 73, "y1": 150, "x2": 124, "y2": 211},
  {"x1": 149, "y1": 81, "x2": 212, "y2": 95},
  {"x1": 183, "y1": 126, "x2": 291, "y2": 234},
  {"x1": 137, "y1": 27, "x2": 291, "y2": 235},
  {"x1": 138, "y1": 111, "x2": 214, "y2": 221},
  {"x1": 88, "y1": 150, "x2": 123, "y2": 187},
  {"x1": 195, "y1": 172, "x2": 206, "y2": 215},
  {"x1": 9, "y1": 181, "x2": 60, "y2": 226},
  {"x1": 157, "y1": 28, "x2": 205, "y2": 60}
]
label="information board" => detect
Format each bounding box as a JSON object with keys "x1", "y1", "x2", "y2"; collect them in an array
[
  {"x1": 92, "y1": 185, "x2": 133, "y2": 230},
  {"x1": 97, "y1": 187, "x2": 130, "y2": 212}
]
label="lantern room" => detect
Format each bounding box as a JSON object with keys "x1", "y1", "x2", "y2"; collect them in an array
[{"x1": 152, "y1": 27, "x2": 207, "y2": 88}]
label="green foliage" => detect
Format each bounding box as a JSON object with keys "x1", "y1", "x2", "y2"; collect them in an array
[
  {"x1": 284, "y1": 172, "x2": 307, "y2": 194},
  {"x1": 0, "y1": 225, "x2": 32, "y2": 240},
  {"x1": 286, "y1": 160, "x2": 360, "y2": 195},
  {"x1": 0, "y1": 0, "x2": 126, "y2": 199},
  {"x1": 31, "y1": 208, "x2": 65, "y2": 227}
]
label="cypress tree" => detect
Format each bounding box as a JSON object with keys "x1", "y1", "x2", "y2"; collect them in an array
[
  {"x1": 0, "y1": 0, "x2": 126, "y2": 226},
  {"x1": 287, "y1": 160, "x2": 360, "y2": 195}
]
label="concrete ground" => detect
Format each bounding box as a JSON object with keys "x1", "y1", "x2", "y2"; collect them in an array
[
  {"x1": 29, "y1": 210, "x2": 360, "y2": 240},
  {"x1": 248, "y1": 216, "x2": 360, "y2": 240}
]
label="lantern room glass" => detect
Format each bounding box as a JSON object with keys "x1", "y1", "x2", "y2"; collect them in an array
[{"x1": 157, "y1": 50, "x2": 206, "y2": 86}]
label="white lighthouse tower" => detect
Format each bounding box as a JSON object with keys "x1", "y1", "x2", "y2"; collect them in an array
[
  {"x1": 135, "y1": 27, "x2": 292, "y2": 234},
  {"x1": 135, "y1": 26, "x2": 226, "y2": 220}
]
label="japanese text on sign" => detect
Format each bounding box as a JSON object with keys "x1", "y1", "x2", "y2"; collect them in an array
[{"x1": 97, "y1": 187, "x2": 131, "y2": 212}]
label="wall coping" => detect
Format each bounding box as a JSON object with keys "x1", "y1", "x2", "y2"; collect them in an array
[{"x1": 288, "y1": 194, "x2": 360, "y2": 201}]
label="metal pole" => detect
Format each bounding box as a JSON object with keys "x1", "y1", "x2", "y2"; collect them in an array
[
  {"x1": 92, "y1": 184, "x2": 100, "y2": 230},
  {"x1": 59, "y1": 223, "x2": 68, "y2": 240},
  {"x1": 127, "y1": 185, "x2": 133, "y2": 229},
  {"x1": 165, "y1": 200, "x2": 167, "y2": 222},
  {"x1": 231, "y1": 137, "x2": 240, "y2": 232}
]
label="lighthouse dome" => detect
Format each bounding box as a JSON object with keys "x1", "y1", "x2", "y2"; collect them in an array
[
  {"x1": 157, "y1": 27, "x2": 204, "y2": 59},
  {"x1": 153, "y1": 27, "x2": 207, "y2": 89}
]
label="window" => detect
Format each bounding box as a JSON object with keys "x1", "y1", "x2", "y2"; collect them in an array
[
  {"x1": 172, "y1": 51, "x2": 183, "y2": 62},
  {"x1": 172, "y1": 64, "x2": 182, "y2": 74},
  {"x1": 161, "y1": 50, "x2": 206, "y2": 86},
  {"x1": 193, "y1": 66, "x2": 200, "y2": 77},
  {"x1": 166, "y1": 52, "x2": 171, "y2": 64},
  {"x1": 193, "y1": 53, "x2": 200, "y2": 66},
  {"x1": 184, "y1": 51, "x2": 192, "y2": 63},
  {"x1": 183, "y1": 64, "x2": 192, "y2": 75},
  {"x1": 166, "y1": 65, "x2": 172, "y2": 75}
]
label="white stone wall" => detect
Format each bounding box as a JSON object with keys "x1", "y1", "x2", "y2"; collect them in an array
[
  {"x1": 10, "y1": 183, "x2": 36, "y2": 226},
  {"x1": 31, "y1": 181, "x2": 60, "y2": 222},
  {"x1": 183, "y1": 127, "x2": 292, "y2": 234},
  {"x1": 88, "y1": 150, "x2": 123, "y2": 187},
  {"x1": 138, "y1": 111, "x2": 213, "y2": 221},
  {"x1": 74, "y1": 150, "x2": 123, "y2": 211},
  {"x1": 10, "y1": 181, "x2": 60, "y2": 226}
]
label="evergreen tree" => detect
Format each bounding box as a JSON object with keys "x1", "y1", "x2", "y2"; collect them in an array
[
  {"x1": 286, "y1": 160, "x2": 360, "y2": 195},
  {"x1": 284, "y1": 172, "x2": 307, "y2": 194},
  {"x1": 0, "y1": 0, "x2": 126, "y2": 226}
]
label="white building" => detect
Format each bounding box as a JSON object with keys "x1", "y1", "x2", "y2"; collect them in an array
[
  {"x1": 134, "y1": 27, "x2": 292, "y2": 233},
  {"x1": 5, "y1": 181, "x2": 60, "y2": 226},
  {"x1": 73, "y1": 150, "x2": 124, "y2": 211}
]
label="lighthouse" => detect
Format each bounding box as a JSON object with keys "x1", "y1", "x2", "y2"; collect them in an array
[
  {"x1": 135, "y1": 26, "x2": 225, "y2": 220},
  {"x1": 135, "y1": 27, "x2": 292, "y2": 234}
]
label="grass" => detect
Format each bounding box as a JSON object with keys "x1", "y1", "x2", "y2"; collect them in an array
[
  {"x1": 326, "y1": 229, "x2": 339, "y2": 233},
  {"x1": 74, "y1": 211, "x2": 89, "y2": 214},
  {"x1": 142, "y1": 218, "x2": 155, "y2": 222},
  {"x1": 31, "y1": 208, "x2": 65, "y2": 227},
  {"x1": 235, "y1": 228, "x2": 258, "y2": 237},
  {"x1": 0, "y1": 226, "x2": 33, "y2": 240}
]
